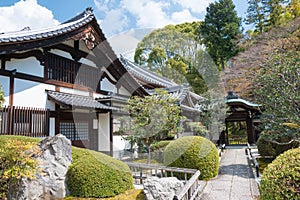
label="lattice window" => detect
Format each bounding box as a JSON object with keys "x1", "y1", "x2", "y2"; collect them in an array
[{"x1": 60, "y1": 122, "x2": 88, "y2": 141}]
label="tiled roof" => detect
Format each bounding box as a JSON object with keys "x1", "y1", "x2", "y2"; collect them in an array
[
  {"x1": 120, "y1": 55, "x2": 177, "y2": 88},
  {"x1": 226, "y1": 98, "x2": 261, "y2": 109},
  {"x1": 47, "y1": 90, "x2": 119, "y2": 111},
  {"x1": 0, "y1": 8, "x2": 94, "y2": 44}
]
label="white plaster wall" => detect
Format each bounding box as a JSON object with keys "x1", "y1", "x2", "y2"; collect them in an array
[
  {"x1": 0, "y1": 76, "x2": 9, "y2": 106},
  {"x1": 14, "y1": 79, "x2": 55, "y2": 110},
  {"x1": 49, "y1": 118, "x2": 55, "y2": 137},
  {"x1": 78, "y1": 57, "x2": 97, "y2": 68},
  {"x1": 49, "y1": 49, "x2": 73, "y2": 60},
  {"x1": 6, "y1": 57, "x2": 43, "y2": 77},
  {"x1": 101, "y1": 77, "x2": 116, "y2": 93},
  {"x1": 113, "y1": 135, "x2": 127, "y2": 151},
  {"x1": 119, "y1": 86, "x2": 131, "y2": 96},
  {"x1": 98, "y1": 113, "x2": 110, "y2": 152},
  {"x1": 59, "y1": 87, "x2": 89, "y2": 96}
]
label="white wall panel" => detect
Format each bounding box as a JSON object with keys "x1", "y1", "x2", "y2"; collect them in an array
[
  {"x1": 6, "y1": 57, "x2": 44, "y2": 77},
  {"x1": 14, "y1": 79, "x2": 55, "y2": 109},
  {"x1": 0, "y1": 76, "x2": 9, "y2": 106},
  {"x1": 98, "y1": 113, "x2": 110, "y2": 152}
]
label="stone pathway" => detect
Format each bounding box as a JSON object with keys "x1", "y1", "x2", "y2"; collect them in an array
[{"x1": 198, "y1": 147, "x2": 259, "y2": 200}]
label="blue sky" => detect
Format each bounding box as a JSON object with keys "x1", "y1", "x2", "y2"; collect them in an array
[
  {"x1": 0, "y1": 0, "x2": 250, "y2": 58},
  {"x1": 0, "y1": 0, "x2": 249, "y2": 37}
]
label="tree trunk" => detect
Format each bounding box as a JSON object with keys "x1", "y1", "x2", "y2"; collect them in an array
[{"x1": 147, "y1": 145, "x2": 151, "y2": 164}]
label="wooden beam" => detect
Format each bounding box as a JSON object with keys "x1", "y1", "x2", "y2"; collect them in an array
[{"x1": 9, "y1": 76, "x2": 14, "y2": 106}]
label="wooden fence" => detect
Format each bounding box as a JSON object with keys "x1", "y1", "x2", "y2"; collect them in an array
[
  {"x1": 0, "y1": 106, "x2": 49, "y2": 137},
  {"x1": 126, "y1": 162, "x2": 201, "y2": 200}
]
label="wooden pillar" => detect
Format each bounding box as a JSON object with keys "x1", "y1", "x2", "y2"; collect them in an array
[
  {"x1": 55, "y1": 104, "x2": 60, "y2": 135},
  {"x1": 109, "y1": 111, "x2": 113, "y2": 156},
  {"x1": 9, "y1": 76, "x2": 14, "y2": 106},
  {"x1": 225, "y1": 121, "x2": 229, "y2": 145},
  {"x1": 246, "y1": 115, "x2": 255, "y2": 144}
]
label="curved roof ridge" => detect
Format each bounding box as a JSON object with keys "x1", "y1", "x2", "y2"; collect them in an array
[
  {"x1": 120, "y1": 55, "x2": 177, "y2": 88},
  {"x1": 0, "y1": 8, "x2": 94, "y2": 42}
]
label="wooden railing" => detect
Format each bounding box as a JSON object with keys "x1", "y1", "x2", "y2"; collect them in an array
[
  {"x1": 126, "y1": 162, "x2": 201, "y2": 200},
  {"x1": 245, "y1": 143, "x2": 260, "y2": 177},
  {"x1": 45, "y1": 52, "x2": 99, "y2": 89},
  {"x1": 0, "y1": 106, "x2": 49, "y2": 137}
]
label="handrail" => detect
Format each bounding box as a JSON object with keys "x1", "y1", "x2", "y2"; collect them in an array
[
  {"x1": 246, "y1": 143, "x2": 259, "y2": 177},
  {"x1": 126, "y1": 162, "x2": 201, "y2": 200},
  {"x1": 173, "y1": 170, "x2": 201, "y2": 200},
  {"x1": 218, "y1": 144, "x2": 226, "y2": 156}
]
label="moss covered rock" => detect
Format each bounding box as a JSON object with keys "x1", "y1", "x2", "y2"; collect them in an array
[
  {"x1": 66, "y1": 147, "x2": 134, "y2": 198},
  {"x1": 257, "y1": 133, "x2": 299, "y2": 157},
  {"x1": 260, "y1": 147, "x2": 300, "y2": 200},
  {"x1": 164, "y1": 136, "x2": 219, "y2": 180}
]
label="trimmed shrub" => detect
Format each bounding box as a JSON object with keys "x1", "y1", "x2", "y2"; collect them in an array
[
  {"x1": 164, "y1": 136, "x2": 219, "y2": 180},
  {"x1": 257, "y1": 133, "x2": 299, "y2": 157},
  {"x1": 66, "y1": 147, "x2": 134, "y2": 198},
  {"x1": 0, "y1": 136, "x2": 40, "y2": 199},
  {"x1": 151, "y1": 140, "x2": 171, "y2": 151},
  {"x1": 260, "y1": 147, "x2": 300, "y2": 200}
]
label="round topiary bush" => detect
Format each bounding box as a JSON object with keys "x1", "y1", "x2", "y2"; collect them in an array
[
  {"x1": 66, "y1": 147, "x2": 134, "y2": 198},
  {"x1": 164, "y1": 136, "x2": 219, "y2": 180},
  {"x1": 260, "y1": 147, "x2": 300, "y2": 200}
]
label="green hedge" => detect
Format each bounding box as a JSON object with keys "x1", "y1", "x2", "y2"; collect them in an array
[
  {"x1": 0, "y1": 136, "x2": 40, "y2": 199},
  {"x1": 66, "y1": 147, "x2": 134, "y2": 198},
  {"x1": 260, "y1": 147, "x2": 300, "y2": 200},
  {"x1": 164, "y1": 136, "x2": 219, "y2": 180}
]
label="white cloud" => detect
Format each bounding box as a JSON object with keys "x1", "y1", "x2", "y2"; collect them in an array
[
  {"x1": 100, "y1": 9, "x2": 129, "y2": 37},
  {"x1": 171, "y1": 9, "x2": 199, "y2": 24},
  {"x1": 94, "y1": 0, "x2": 205, "y2": 36},
  {"x1": 121, "y1": 0, "x2": 171, "y2": 29},
  {"x1": 0, "y1": 0, "x2": 59, "y2": 32},
  {"x1": 173, "y1": 0, "x2": 213, "y2": 14}
]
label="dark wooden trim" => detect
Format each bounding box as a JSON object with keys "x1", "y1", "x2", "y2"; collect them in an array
[
  {"x1": 1, "y1": 59, "x2": 6, "y2": 70},
  {"x1": 9, "y1": 76, "x2": 14, "y2": 106},
  {"x1": 0, "y1": 69, "x2": 93, "y2": 92},
  {"x1": 55, "y1": 104, "x2": 60, "y2": 135},
  {"x1": 246, "y1": 115, "x2": 255, "y2": 144},
  {"x1": 2, "y1": 50, "x2": 44, "y2": 64},
  {"x1": 109, "y1": 111, "x2": 113, "y2": 156},
  {"x1": 49, "y1": 43, "x2": 88, "y2": 61}
]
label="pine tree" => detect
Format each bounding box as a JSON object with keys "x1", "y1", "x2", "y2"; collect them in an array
[
  {"x1": 200, "y1": 0, "x2": 242, "y2": 70},
  {"x1": 262, "y1": 0, "x2": 289, "y2": 30},
  {"x1": 245, "y1": 0, "x2": 266, "y2": 33}
]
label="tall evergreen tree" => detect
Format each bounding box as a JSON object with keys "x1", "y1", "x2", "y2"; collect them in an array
[
  {"x1": 199, "y1": 0, "x2": 242, "y2": 70},
  {"x1": 262, "y1": 0, "x2": 289, "y2": 30},
  {"x1": 245, "y1": 0, "x2": 266, "y2": 33}
]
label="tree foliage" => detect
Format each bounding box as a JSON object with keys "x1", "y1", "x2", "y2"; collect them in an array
[
  {"x1": 245, "y1": 0, "x2": 266, "y2": 33},
  {"x1": 263, "y1": 0, "x2": 289, "y2": 30},
  {"x1": 199, "y1": 0, "x2": 242, "y2": 70},
  {"x1": 245, "y1": 0, "x2": 299, "y2": 33},
  {"x1": 255, "y1": 50, "x2": 300, "y2": 144},
  {"x1": 124, "y1": 90, "x2": 184, "y2": 163},
  {"x1": 134, "y1": 22, "x2": 208, "y2": 94},
  {"x1": 0, "y1": 136, "x2": 40, "y2": 199}
]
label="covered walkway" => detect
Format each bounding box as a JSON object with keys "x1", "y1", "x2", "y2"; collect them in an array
[{"x1": 198, "y1": 147, "x2": 259, "y2": 200}]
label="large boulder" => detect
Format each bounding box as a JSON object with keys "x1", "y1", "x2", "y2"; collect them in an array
[
  {"x1": 143, "y1": 177, "x2": 183, "y2": 200},
  {"x1": 15, "y1": 134, "x2": 72, "y2": 200}
]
